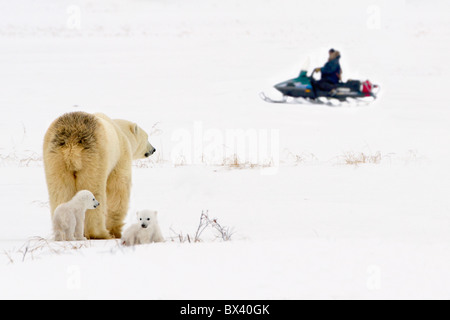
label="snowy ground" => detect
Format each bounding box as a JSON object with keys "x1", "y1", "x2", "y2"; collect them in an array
[{"x1": 1, "y1": 0, "x2": 450, "y2": 299}]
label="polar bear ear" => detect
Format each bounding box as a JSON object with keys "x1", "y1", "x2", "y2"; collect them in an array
[{"x1": 130, "y1": 123, "x2": 138, "y2": 135}]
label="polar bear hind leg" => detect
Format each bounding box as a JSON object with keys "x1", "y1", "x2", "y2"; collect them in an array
[
  {"x1": 75, "y1": 168, "x2": 112, "y2": 240},
  {"x1": 105, "y1": 160, "x2": 132, "y2": 238}
]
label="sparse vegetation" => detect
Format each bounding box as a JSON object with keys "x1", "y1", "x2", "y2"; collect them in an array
[
  {"x1": 0, "y1": 145, "x2": 423, "y2": 170},
  {"x1": 221, "y1": 154, "x2": 275, "y2": 170},
  {"x1": 2, "y1": 236, "x2": 95, "y2": 264},
  {"x1": 283, "y1": 149, "x2": 319, "y2": 165},
  {"x1": 0, "y1": 151, "x2": 42, "y2": 167},
  {"x1": 3, "y1": 211, "x2": 234, "y2": 264},
  {"x1": 172, "y1": 155, "x2": 188, "y2": 167},
  {"x1": 169, "y1": 210, "x2": 234, "y2": 243},
  {"x1": 340, "y1": 151, "x2": 383, "y2": 166}
]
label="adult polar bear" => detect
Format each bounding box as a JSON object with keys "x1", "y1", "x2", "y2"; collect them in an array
[{"x1": 43, "y1": 111, "x2": 155, "y2": 239}]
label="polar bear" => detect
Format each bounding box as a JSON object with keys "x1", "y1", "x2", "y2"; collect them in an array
[
  {"x1": 121, "y1": 210, "x2": 164, "y2": 246},
  {"x1": 53, "y1": 190, "x2": 99, "y2": 241},
  {"x1": 43, "y1": 112, "x2": 155, "y2": 239}
]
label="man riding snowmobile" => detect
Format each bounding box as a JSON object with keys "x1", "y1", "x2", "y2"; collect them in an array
[
  {"x1": 314, "y1": 49, "x2": 342, "y2": 93},
  {"x1": 259, "y1": 48, "x2": 379, "y2": 104}
]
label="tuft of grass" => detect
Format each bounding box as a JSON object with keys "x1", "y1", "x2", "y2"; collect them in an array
[
  {"x1": 340, "y1": 151, "x2": 383, "y2": 166},
  {"x1": 221, "y1": 154, "x2": 274, "y2": 170},
  {"x1": 173, "y1": 155, "x2": 188, "y2": 167},
  {"x1": 283, "y1": 149, "x2": 319, "y2": 165},
  {"x1": 169, "y1": 210, "x2": 234, "y2": 243}
]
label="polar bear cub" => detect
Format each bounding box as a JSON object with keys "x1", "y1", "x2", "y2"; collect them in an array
[
  {"x1": 121, "y1": 210, "x2": 164, "y2": 246},
  {"x1": 53, "y1": 190, "x2": 99, "y2": 241}
]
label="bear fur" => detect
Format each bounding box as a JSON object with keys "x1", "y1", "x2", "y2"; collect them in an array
[
  {"x1": 121, "y1": 210, "x2": 164, "y2": 246},
  {"x1": 53, "y1": 190, "x2": 99, "y2": 241},
  {"x1": 43, "y1": 112, "x2": 155, "y2": 239}
]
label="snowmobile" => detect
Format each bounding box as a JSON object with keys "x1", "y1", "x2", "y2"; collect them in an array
[{"x1": 260, "y1": 69, "x2": 380, "y2": 105}]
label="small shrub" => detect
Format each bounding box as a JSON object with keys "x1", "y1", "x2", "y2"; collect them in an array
[{"x1": 169, "y1": 211, "x2": 234, "y2": 243}]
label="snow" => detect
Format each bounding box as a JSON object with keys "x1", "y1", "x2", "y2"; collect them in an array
[{"x1": 1, "y1": 0, "x2": 450, "y2": 299}]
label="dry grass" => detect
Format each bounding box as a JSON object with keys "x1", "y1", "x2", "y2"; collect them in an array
[
  {"x1": 172, "y1": 155, "x2": 188, "y2": 167},
  {"x1": 221, "y1": 154, "x2": 275, "y2": 170},
  {"x1": 222, "y1": 154, "x2": 255, "y2": 169},
  {"x1": 2, "y1": 236, "x2": 93, "y2": 264},
  {"x1": 284, "y1": 149, "x2": 319, "y2": 165},
  {"x1": 169, "y1": 210, "x2": 234, "y2": 243},
  {"x1": 163, "y1": 153, "x2": 277, "y2": 170},
  {"x1": 0, "y1": 151, "x2": 42, "y2": 167},
  {"x1": 341, "y1": 151, "x2": 382, "y2": 165},
  {"x1": 401, "y1": 149, "x2": 427, "y2": 165},
  {"x1": 336, "y1": 150, "x2": 396, "y2": 166}
]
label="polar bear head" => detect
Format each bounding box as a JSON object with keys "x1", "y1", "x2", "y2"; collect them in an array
[
  {"x1": 136, "y1": 210, "x2": 158, "y2": 229},
  {"x1": 130, "y1": 123, "x2": 156, "y2": 159},
  {"x1": 74, "y1": 190, "x2": 100, "y2": 210},
  {"x1": 115, "y1": 119, "x2": 156, "y2": 160}
]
